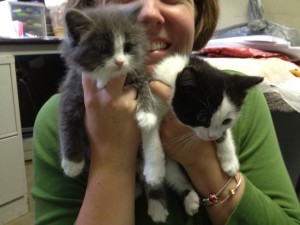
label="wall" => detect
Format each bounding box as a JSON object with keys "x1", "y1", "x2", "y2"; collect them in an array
[
  {"x1": 217, "y1": 0, "x2": 248, "y2": 29},
  {"x1": 263, "y1": 0, "x2": 300, "y2": 36},
  {"x1": 217, "y1": 0, "x2": 300, "y2": 38}
]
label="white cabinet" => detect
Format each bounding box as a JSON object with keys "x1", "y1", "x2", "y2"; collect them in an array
[{"x1": 0, "y1": 55, "x2": 28, "y2": 224}]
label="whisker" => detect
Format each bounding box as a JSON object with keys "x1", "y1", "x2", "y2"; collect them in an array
[
  {"x1": 182, "y1": 134, "x2": 199, "y2": 152},
  {"x1": 165, "y1": 131, "x2": 198, "y2": 154},
  {"x1": 166, "y1": 132, "x2": 194, "y2": 148}
]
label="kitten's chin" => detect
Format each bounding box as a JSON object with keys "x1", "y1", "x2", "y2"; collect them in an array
[
  {"x1": 194, "y1": 130, "x2": 221, "y2": 141},
  {"x1": 197, "y1": 135, "x2": 218, "y2": 141}
]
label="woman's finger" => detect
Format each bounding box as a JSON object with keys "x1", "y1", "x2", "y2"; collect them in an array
[
  {"x1": 82, "y1": 74, "x2": 98, "y2": 102},
  {"x1": 82, "y1": 73, "x2": 128, "y2": 98},
  {"x1": 150, "y1": 80, "x2": 172, "y2": 102},
  {"x1": 105, "y1": 74, "x2": 127, "y2": 95}
]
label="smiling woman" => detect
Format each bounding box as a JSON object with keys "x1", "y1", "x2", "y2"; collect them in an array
[{"x1": 31, "y1": 0, "x2": 300, "y2": 224}]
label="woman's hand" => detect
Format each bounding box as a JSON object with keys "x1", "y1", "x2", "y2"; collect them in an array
[
  {"x1": 82, "y1": 74, "x2": 140, "y2": 170},
  {"x1": 77, "y1": 74, "x2": 139, "y2": 225}
]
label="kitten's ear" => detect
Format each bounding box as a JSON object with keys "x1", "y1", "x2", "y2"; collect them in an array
[
  {"x1": 65, "y1": 9, "x2": 94, "y2": 45},
  {"x1": 176, "y1": 67, "x2": 198, "y2": 88},
  {"x1": 122, "y1": 2, "x2": 143, "y2": 20},
  {"x1": 232, "y1": 75, "x2": 264, "y2": 91}
]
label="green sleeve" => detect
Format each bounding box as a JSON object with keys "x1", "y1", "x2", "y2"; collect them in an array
[
  {"x1": 227, "y1": 85, "x2": 300, "y2": 224},
  {"x1": 31, "y1": 94, "x2": 87, "y2": 225},
  {"x1": 32, "y1": 85, "x2": 300, "y2": 225}
]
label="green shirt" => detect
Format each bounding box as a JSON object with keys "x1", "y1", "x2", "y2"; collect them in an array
[{"x1": 31, "y1": 73, "x2": 300, "y2": 225}]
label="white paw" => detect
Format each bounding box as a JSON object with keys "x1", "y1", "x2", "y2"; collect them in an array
[
  {"x1": 221, "y1": 159, "x2": 239, "y2": 176},
  {"x1": 61, "y1": 158, "x2": 85, "y2": 177},
  {"x1": 148, "y1": 199, "x2": 169, "y2": 223},
  {"x1": 136, "y1": 111, "x2": 157, "y2": 130},
  {"x1": 143, "y1": 162, "x2": 165, "y2": 186},
  {"x1": 184, "y1": 190, "x2": 200, "y2": 216},
  {"x1": 96, "y1": 79, "x2": 107, "y2": 89}
]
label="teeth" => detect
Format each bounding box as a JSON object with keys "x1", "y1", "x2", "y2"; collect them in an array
[{"x1": 149, "y1": 42, "x2": 167, "y2": 51}]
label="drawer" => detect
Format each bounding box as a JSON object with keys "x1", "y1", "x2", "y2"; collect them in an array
[
  {"x1": 0, "y1": 63, "x2": 18, "y2": 138},
  {"x1": 0, "y1": 136, "x2": 27, "y2": 206}
]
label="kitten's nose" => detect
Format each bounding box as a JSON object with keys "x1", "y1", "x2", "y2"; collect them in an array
[
  {"x1": 208, "y1": 134, "x2": 217, "y2": 140},
  {"x1": 115, "y1": 60, "x2": 124, "y2": 68},
  {"x1": 207, "y1": 130, "x2": 218, "y2": 140}
]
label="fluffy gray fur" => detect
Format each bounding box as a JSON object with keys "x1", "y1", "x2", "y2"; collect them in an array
[{"x1": 59, "y1": 4, "x2": 157, "y2": 177}]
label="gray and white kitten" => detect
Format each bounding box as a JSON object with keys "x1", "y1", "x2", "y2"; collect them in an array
[
  {"x1": 59, "y1": 5, "x2": 157, "y2": 177},
  {"x1": 58, "y1": 7, "x2": 191, "y2": 222},
  {"x1": 145, "y1": 54, "x2": 264, "y2": 222}
]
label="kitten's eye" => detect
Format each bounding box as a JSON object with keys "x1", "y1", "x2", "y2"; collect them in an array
[
  {"x1": 196, "y1": 110, "x2": 208, "y2": 122},
  {"x1": 222, "y1": 118, "x2": 232, "y2": 126},
  {"x1": 124, "y1": 42, "x2": 134, "y2": 53},
  {"x1": 99, "y1": 42, "x2": 110, "y2": 54}
]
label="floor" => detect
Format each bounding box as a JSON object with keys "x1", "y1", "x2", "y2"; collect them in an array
[{"x1": 5, "y1": 161, "x2": 35, "y2": 225}]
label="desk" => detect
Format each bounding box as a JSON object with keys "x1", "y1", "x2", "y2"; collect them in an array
[
  {"x1": 1, "y1": 38, "x2": 65, "y2": 158},
  {"x1": 0, "y1": 37, "x2": 60, "y2": 55},
  {"x1": 0, "y1": 38, "x2": 61, "y2": 223}
]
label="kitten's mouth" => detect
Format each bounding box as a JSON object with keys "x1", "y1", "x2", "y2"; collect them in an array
[{"x1": 148, "y1": 41, "x2": 170, "y2": 52}]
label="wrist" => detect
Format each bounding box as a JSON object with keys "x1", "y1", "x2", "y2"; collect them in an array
[
  {"x1": 179, "y1": 140, "x2": 217, "y2": 169},
  {"x1": 181, "y1": 142, "x2": 237, "y2": 197},
  {"x1": 200, "y1": 172, "x2": 243, "y2": 207},
  {"x1": 89, "y1": 145, "x2": 138, "y2": 175},
  {"x1": 183, "y1": 157, "x2": 244, "y2": 225},
  {"x1": 78, "y1": 152, "x2": 136, "y2": 225}
]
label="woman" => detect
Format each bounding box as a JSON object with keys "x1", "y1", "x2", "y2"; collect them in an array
[{"x1": 31, "y1": 0, "x2": 300, "y2": 224}]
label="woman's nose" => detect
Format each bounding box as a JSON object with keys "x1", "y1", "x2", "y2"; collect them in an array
[{"x1": 137, "y1": 0, "x2": 165, "y2": 27}]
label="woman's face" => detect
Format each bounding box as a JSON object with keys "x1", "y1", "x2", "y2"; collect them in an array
[
  {"x1": 137, "y1": 0, "x2": 196, "y2": 73},
  {"x1": 103, "y1": 0, "x2": 196, "y2": 73}
]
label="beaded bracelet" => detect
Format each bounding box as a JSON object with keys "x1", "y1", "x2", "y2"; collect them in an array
[{"x1": 200, "y1": 172, "x2": 242, "y2": 207}]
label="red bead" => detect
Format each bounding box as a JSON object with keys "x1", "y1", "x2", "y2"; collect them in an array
[{"x1": 209, "y1": 194, "x2": 218, "y2": 204}]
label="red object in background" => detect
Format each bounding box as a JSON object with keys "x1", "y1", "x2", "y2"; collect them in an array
[{"x1": 198, "y1": 47, "x2": 292, "y2": 62}]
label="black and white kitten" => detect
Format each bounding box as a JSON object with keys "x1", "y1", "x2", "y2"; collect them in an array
[
  {"x1": 59, "y1": 5, "x2": 157, "y2": 177},
  {"x1": 146, "y1": 54, "x2": 264, "y2": 222}
]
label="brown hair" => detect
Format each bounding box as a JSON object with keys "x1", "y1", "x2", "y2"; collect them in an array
[
  {"x1": 193, "y1": 0, "x2": 219, "y2": 50},
  {"x1": 66, "y1": 0, "x2": 219, "y2": 50}
]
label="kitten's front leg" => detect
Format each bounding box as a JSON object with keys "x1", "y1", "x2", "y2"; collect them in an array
[
  {"x1": 216, "y1": 129, "x2": 239, "y2": 176},
  {"x1": 135, "y1": 83, "x2": 158, "y2": 130},
  {"x1": 59, "y1": 92, "x2": 86, "y2": 177}
]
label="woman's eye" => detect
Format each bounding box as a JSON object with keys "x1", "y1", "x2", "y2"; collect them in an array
[
  {"x1": 107, "y1": 0, "x2": 137, "y2": 4},
  {"x1": 161, "y1": 0, "x2": 182, "y2": 5}
]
